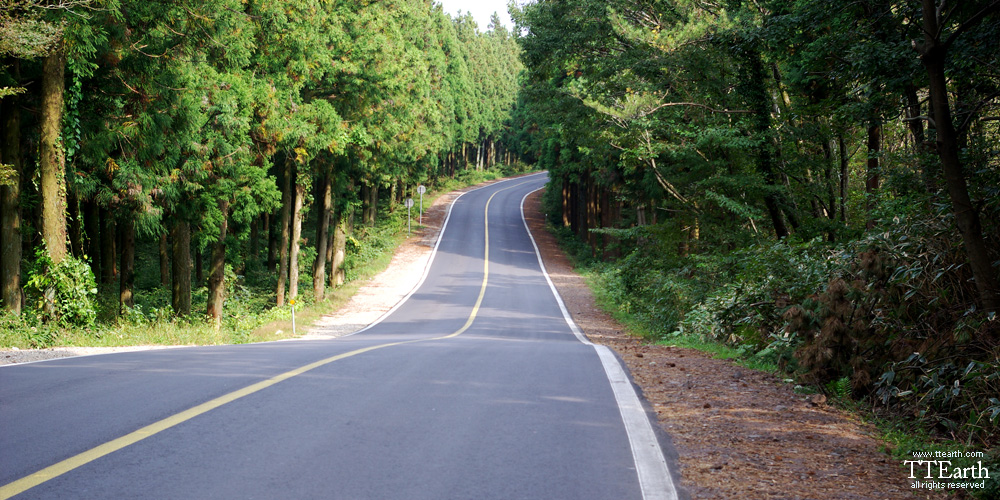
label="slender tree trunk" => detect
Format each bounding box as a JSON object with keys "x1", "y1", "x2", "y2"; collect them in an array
[
  {"x1": 331, "y1": 211, "x2": 347, "y2": 288},
  {"x1": 741, "y1": 45, "x2": 790, "y2": 238},
  {"x1": 388, "y1": 180, "x2": 397, "y2": 214},
  {"x1": 40, "y1": 42, "x2": 67, "y2": 263},
  {"x1": 206, "y1": 200, "x2": 229, "y2": 329},
  {"x1": 1, "y1": 96, "x2": 23, "y2": 314},
  {"x1": 325, "y1": 208, "x2": 335, "y2": 287},
  {"x1": 67, "y1": 188, "x2": 83, "y2": 258},
  {"x1": 905, "y1": 84, "x2": 934, "y2": 191},
  {"x1": 919, "y1": 0, "x2": 1000, "y2": 312},
  {"x1": 822, "y1": 139, "x2": 836, "y2": 220},
  {"x1": 100, "y1": 208, "x2": 116, "y2": 284},
  {"x1": 84, "y1": 199, "x2": 100, "y2": 278},
  {"x1": 249, "y1": 219, "x2": 259, "y2": 261},
  {"x1": 159, "y1": 232, "x2": 169, "y2": 287},
  {"x1": 288, "y1": 181, "x2": 305, "y2": 302},
  {"x1": 865, "y1": 122, "x2": 881, "y2": 229},
  {"x1": 277, "y1": 157, "x2": 292, "y2": 306},
  {"x1": 362, "y1": 183, "x2": 378, "y2": 225},
  {"x1": 195, "y1": 248, "x2": 204, "y2": 285},
  {"x1": 838, "y1": 133, "x2": 849, "y2": 223},
  {"x1": 119, "y1": 216, "x2": 135, "y2": 312},
  {"x1": 265, "y1": 212, "x2": 276, "y2": 272},
  {"x1": 361, "y1": 184, "x2": 371, "y2": 225},
  {"x1": 171, "y1": 220, "x2": 191, "y2": 316},
  {"x1": 313, "y1": 170, "x2": 331, "y2": 300}
]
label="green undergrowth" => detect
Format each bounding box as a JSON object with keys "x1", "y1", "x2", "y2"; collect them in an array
[
  {"x1": 0, "y1": 166, "x2": 535, "y2": 351},
  {"x1": 546, "y1": 202, "x2": 999, "y2": 499}
]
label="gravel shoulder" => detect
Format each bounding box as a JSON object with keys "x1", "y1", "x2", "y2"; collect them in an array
[{"x1": 521, "y1": 190, "x2": 946, "y2": 500}]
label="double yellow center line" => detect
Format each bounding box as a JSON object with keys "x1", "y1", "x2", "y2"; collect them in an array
[{"x1": 1, "y1": 183, "x2": 519, "y2": 499}]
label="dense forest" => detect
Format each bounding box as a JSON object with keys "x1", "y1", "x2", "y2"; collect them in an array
[
  {"x1": 511, "y1": 0, "x2": 999, "y2": 451},
  {"x1": 0, "y1": 0, "x2": 523, "y2": 332},
  {"x1": 2, "y1": 0, "x2": 998, "y2": 465}
]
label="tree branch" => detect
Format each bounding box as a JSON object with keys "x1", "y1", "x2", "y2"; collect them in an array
[{"x1": 944, "y1": 0, "x2": 1000, "y2": 50}]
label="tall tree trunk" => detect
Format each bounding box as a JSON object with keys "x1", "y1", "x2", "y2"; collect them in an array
[
  {"x1": 119, "y1": 216, "x2": 135, "y2": 312},
  {"x1": 905, "y1": 84, "x2": 935, "y2": 191},
  {"x1": 195, "y1": 248, "x2": 204, "y2": 285},
  {"x1": 249, "y1": 219, "x2": 259, "y2": 261},
  {"x1": 822, "y1": 139, "x2": 836, "y2": 221},
  {"x1": 100, "y1": 208, "x2": 116, "y2": 284},
  {"x1": 288, "y1": 181, "x2": 305, "y2": 302},
  {"x1": 838, "y1": 133, "x2": 849, "y2": 224},
  {"x1": 331, "y1": 211, "x2": 347, "y2": 288},
  {"x1": 67, "y1": 188, "x2": 83, "y2": 258},
  {"x1": 1, "y1": 96, "x2": 23, "y2": 314},
  {"x1": 743, "y1": 48, "x2": 790, "y2": 238},
  {"x1": 919, "y1": 0, "x2": 1000, "y2": 312},
  {"x1": 84, "y1": 199, "x2": 100, "y2": 278},
  {"x1": 206, "y1": 200, "x2": 229, "y2": 329},
  {"x1": 170, "y1": 220, "x2": 191, "y2": 316},
  {"x1": 159, "y1": 232, "x2": 169, "y2": 287},
  {"x1": 362, "y1": 183, "x2": 378, "y2": 225},
  {"x1": 865, "y1": 122, "x2": 881, "y2": 229},
  {"x1": 40, "y1": 42, "x2": 67, "y2": 263},
  {"x1": 313, "y1": 170, "x2": 332, "y2": 300},
  {"x1": 388, "y1": 180, "x2": 397, "y2": 214},
  {"x1": 276, "y1": 157, "x2": 292, "y2": 306},
  {"x1": 361, "y1": 184, "x2": 371, "y2": 225},
  {"x1": 265, "y1": 212, "x2": 276, "y2": 272}
]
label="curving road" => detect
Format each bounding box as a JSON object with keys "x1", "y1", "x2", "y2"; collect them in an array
[{"x1": 0, "y1": 173, "x2": 682, "y2": 500}]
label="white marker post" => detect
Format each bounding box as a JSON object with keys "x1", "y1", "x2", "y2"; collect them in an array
[
  {"x1": 405, "y1": 198, "x2": 414, "y2": 235},
  {"x1": 417, "y1": 185, "x2": 426, "y2": 225},
  {"x1": 290, "y1": 298, "x2": 296, "y2": 336}
]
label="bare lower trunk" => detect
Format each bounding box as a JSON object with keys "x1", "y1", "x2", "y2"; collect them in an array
[
  {"x1": 195, "y1": 248, "x2": 204, "y2": 285},
  {"x1": 276, "y1": 157, "x2": 292, "y2": 306},
  {"x1": 919, "y1": 2, "x2": 1000, "y2": 312},
  {"x1": 119, "y1": 216, "x2": 135, "y2": 312},
  {"x1": 40, "y1": 42, "x2": 67, "y2": 263},
  {"x1": 1, "y1": 96, "x2": 23, "y2": 314},
  {"x1": 67, "y1": 189, "x2": 83, "y2": 258},
  {"x1": 100, "y1": 208, "x2": 116, "y2": 284},
  {"x1": 288, "y1": 181, "x2": 305, "y2": 302},
  {"x1": 249, "y1": 219, "x2": 259, "y2": 261},
  {"x1": 838, "y1": 133, "x2": 849, "y2": 223},
  {"x1": 84, "y1": 200, "x2": 100, "y2": 278},
  {"x1": 265, "y1": 212, "x2": 276, "y2": 272},
  {"x1": 206, "y1": 200, "x2": 229, "y2": 329},
  {"x1": 331, "y1": 212, "x2": 347, "y2": 287},
  {"x1": 865, "y1": 123, "x2": 881, "y2": 229},
  {"x1": 313, "y1": 171, "x2": 331, "y2": 300},
  {"x1": 905, "y1": 84, "x2": 934, "y2": 191},
  {"x1": 171, "y1": 220, "x2": 191, "y2": 316},
  {"x1": 159, "y1": 232, "x2": 169, "y2": 287}
]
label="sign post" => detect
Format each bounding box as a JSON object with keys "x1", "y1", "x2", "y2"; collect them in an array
[
  {"x1": 417, "y1": 185, "x2": 426, "y2": 225},
  {"x1": 405, "y1": 198, "x2": 414, "y2": 235}
]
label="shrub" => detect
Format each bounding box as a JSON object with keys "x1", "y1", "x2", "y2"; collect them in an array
[{"x1": 24, "y1": 245, "x2": 98, "y2": 328}]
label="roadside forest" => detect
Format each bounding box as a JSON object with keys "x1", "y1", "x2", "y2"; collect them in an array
[
  {"x1": 2, "y1": 0, "x2": 999, "y2": 486},
  {"x1": 0, "y1": 0, "x2": 523, "y2": 340},
  {"x1": 511, "y1": 0, "x2": 1000, "y2": 460}
]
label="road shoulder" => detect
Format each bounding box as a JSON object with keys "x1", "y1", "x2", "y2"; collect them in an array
[{"x1": 521, "y1": 189, "x2": 935, "y2": 500}]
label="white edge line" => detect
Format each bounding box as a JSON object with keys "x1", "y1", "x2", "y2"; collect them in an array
[
  {"x1": 519, "y1": 184, "x2": 679, "y2": 500},
  {"x1": 1, "y1": 173, "x2": 548, "y2": 367},
  {"x1": 345, "y1": 172, "x2": 548, "y2": 337}
]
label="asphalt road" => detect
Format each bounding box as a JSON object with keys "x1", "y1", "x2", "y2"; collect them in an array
[{"x1": 0, "y1": 173, "x2": 681, "y2": 500}]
